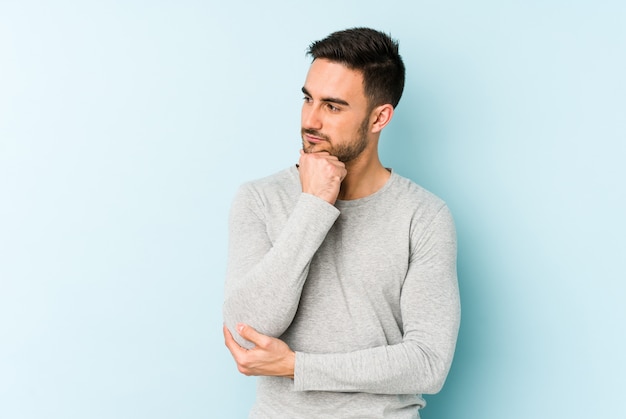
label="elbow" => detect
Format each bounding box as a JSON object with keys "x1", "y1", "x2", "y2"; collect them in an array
[
  {"x1": 222, "y1": 294, "x2": 296, "y2": 347},
  {"x1": 422, "y1": 370, "x2": 447, "y2": 395},
  {"x1": 407, "y1": 343, "x2": 455, "y2": 395},
  {"x1": 419, "y1": 354, "x2": 453, "y2": 395},
  {"x1": 222, "y1": 298, "x2": 254, "y2": 350}
]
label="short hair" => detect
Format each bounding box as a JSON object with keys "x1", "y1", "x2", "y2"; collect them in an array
[{"x1": 307, "y1": 27, "x2": 405, "y2": 109}]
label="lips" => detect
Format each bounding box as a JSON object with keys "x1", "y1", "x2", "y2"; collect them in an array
[
  {"x1": 302, "y1": 129, "x2": 329, "y2": 144},
  {"x1": 304, "y1": 133, "x2": 325, "y2": 144}
]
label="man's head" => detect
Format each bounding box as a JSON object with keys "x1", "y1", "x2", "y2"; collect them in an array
[
  {"x1": 307, "y1": 27, "x2": 405, "y2": 110},
  {"x1": 301, "y1": 28, "x2": 404, "y2": 163}
]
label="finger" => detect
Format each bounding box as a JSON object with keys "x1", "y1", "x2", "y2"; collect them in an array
[
  {"x1": 223, "y1": 324, "x2": 235, "y2": 347},
  {"x1": 223, "y1": 325, "x2": 244, "y2": 355},
  {"x1": 236, "y1": 323, "x2": 269, "y2": 347}
]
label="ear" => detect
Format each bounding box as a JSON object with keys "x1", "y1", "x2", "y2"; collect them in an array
[{"x1": 369, "y1": 104, "x2": 394, "y2": 134}]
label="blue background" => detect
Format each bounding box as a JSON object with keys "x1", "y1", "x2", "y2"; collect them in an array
[{"x1": 1, "y1": 1, "x2": 624, "y2": 418}]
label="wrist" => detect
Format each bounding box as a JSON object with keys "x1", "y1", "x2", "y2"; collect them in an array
[{"x1": 285, "y1": 350, "x2": 296, "y2": 378}]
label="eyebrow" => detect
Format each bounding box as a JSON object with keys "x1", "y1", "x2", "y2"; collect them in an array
[{"x1": 302, "y1": 87, "x2": 350, "y2": 107}]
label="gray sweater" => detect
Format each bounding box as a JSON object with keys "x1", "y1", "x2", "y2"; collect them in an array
[{"x1": 223, "y1": 166, "x2": 460, "y2": 418}]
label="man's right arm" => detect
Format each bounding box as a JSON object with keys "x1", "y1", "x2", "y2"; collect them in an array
[
  {"x1": 223, "y1": 151, "x2": 346, "y2": 349},
  {"x1": 223, "y1": 184, "x2": 339, "y2": 349}
]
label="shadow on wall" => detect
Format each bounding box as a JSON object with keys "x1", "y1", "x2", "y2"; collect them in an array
[{"x1": 380, "y1": 93, "x2": 493, "y2": 418}]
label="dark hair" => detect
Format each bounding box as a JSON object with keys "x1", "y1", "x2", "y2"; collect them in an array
[{"x1": 307, "y1": 27, "x2": 405, "y2": 109}]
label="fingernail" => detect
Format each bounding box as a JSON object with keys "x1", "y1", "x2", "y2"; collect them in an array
[{"x1": 237, "y1": 323, "x2": 244, "y2": 332}]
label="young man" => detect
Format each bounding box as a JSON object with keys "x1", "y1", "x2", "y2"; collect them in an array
[{"x1": 223, "y1": 27, "x2": 460, "y2": 418}]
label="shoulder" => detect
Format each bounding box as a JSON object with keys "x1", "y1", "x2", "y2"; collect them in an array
[
  {"x1": 245, "y1": 166, "x2": 298, "y2": 188},
  {"x1": 386, "y1": 172, "x2": 455, "y2": 235},
  {"x1": 233, "y1": 166, "x2": 301, "y2": 209},
  {"x1": 387, "y1": 172, "x2": 447, "y2": 212}
]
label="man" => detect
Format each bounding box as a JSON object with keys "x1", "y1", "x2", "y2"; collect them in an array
[{"x1": 223, "y1": 27, "x2": 460, "y2": 418}]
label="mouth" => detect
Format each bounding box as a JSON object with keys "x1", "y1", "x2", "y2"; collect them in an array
[
  {"x1": 303, "y1": 134, "x2": 325, "y2": 144},
  {"x1": 301, "y1": 130, "x2": 328, "y2": 145}
]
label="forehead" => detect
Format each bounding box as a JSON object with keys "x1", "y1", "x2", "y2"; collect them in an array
[{"x1": 304, "y1": 59, "x2": 366, "y2": 104}]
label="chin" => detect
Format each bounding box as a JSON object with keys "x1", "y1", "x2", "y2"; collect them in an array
[{"x1": 303, "y1": 143, "x2": 329, "y2": 155}]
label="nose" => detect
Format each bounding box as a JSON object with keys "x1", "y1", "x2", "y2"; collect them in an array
[{"x1": 301, "y1": 103, "x2": 322, "y2": 131}]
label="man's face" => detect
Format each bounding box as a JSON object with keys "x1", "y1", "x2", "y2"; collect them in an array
[{"x1": 301, "y1": 59, "x2": 372, "y2": 163}]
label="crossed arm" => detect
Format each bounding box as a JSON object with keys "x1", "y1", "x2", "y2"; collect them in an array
[
  {"x1": 223, "y1": 195, "x2": 460, "y2": 394},
  {"x1": 223, "y1": 153, "x2": 460, "y2": 394},
  {"x1": 222, "y1": 152, "x2": 345, "y2": 349},
  {"x1": 221, "y1": 151, "x2": 342, "y2": 378}
]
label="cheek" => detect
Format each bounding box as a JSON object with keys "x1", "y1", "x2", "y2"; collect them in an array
[{"x1": 340, "y1": 120, "x2": 363, "y2": 138}]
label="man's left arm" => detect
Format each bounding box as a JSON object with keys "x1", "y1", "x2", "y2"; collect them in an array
[{"x1": 296, "y1": 205, "x2": 459, "y2": 395}]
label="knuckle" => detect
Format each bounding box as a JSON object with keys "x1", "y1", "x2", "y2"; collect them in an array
[{"x1": 239, "y1": 354, "x2": 253, "y2": 368}]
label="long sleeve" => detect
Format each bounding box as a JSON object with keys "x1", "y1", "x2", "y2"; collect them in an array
[
  {"x1": 293, "y1": 205, "x2": 460, "y2": 395},
  {"x1": 223, "y1": 181, "x2": 340, "y2": 349}
]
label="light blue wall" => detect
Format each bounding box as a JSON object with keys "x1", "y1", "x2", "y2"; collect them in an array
[{"x1": 1, "y1": 1, "x2": 624, "y2": 418}]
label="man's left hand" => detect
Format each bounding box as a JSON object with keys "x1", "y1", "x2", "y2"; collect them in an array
[{"x1": 223, "y1": 323, "x2": 296, "y2": 378}]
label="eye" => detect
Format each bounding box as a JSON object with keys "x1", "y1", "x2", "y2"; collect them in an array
[
  {"x1": 302, "y1": 96, "x2": 312, "y2": 103},
  {"x1": 326, "y1": 103, "x2": 340, "y2": 112}
]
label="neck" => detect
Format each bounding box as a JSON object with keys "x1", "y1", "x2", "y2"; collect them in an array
[{"x1": 337, "y1": 149, "x2": 391, "y2": 201}]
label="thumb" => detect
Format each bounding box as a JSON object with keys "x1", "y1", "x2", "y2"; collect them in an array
[{"x1": 236, "y1": 323, "x2": 265, "y2": 346}]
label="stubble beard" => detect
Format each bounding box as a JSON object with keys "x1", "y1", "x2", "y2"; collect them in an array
[{"x1": 301, "y1": 117, "x2": 370, "y2": 163}]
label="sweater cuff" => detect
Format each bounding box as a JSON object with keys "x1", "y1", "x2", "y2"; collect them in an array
[{"x1": 293, "y1": 351, "x2": 306, "y2": 391}]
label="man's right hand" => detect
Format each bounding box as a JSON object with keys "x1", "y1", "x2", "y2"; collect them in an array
[{"x1": 298, "y1": 150, "x2": 347, "y2": 205}]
